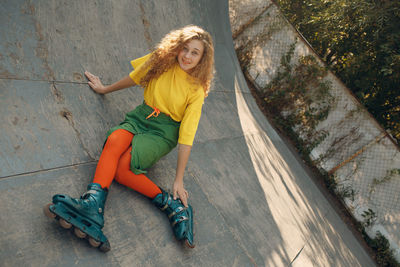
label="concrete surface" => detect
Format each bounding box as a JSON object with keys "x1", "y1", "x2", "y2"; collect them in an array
[{"x1": 0, "y1": 0, "x2": 375, "y2": 266}]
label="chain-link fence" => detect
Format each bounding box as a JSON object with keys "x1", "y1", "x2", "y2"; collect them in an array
[{"x1": 230, "y1": 0, "x2": 400, "y2": 259}]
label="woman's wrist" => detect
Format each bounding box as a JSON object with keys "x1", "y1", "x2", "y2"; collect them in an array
[
  {"x1": 174, "y1": 175, "x2": 184, "y2": 184},
  {"x1": 102, "y1": 85, "x2": 111, "y2": 94}
]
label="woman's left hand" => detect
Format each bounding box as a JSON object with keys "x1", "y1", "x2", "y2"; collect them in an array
[
  {"x1": 84, "y1": 71, "x2": 107, "y2": 94},
  {"x1": 173, "y1": 180, "x2": 189, "y2": 208}
]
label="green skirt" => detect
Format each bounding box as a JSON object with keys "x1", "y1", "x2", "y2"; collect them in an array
[{"x1": 106, "y1": 102, "x2": 180, "y2": 174}]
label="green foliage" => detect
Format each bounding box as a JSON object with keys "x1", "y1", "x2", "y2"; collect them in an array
[
  {"x1": 361, "y1": 208, "x2": 377, "y2": 227},
  {"x1": 323, "y1": 172, "x2": 338, "y2": 193},
  {"x1": 263, "y1": 43, "x2": 334, "y2": 155},
  {"x1": 370, "y1": 168, "x2": 400, "y2": 194},
  {"x1": 276, "y1": 0, "x2": 400, "y2": 144},
  {"x1": 367, "y1": 232, "x2": 400, "y2": 267},
  {"x1": 355, "y1": 221, "x2": 400, "y2": 267},
  {"x1": 336, "y1": 183, "x2": 355, "y2": 200}
]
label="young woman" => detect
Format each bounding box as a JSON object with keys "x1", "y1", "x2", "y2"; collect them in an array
[{"x1": 44, "y1": 25, "x2": 214, "y2": 252}]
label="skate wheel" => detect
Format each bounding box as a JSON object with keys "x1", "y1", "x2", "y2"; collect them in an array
[
  {"x1": 59, "y1": 218, "x2": 72, "y2": 229},
  {"x1": 43, "y1": 203, "x2": 56, "y2": 219},
  {"x1": 185, "y1": 239, "x2": 195, "y2": 249},
  {"x1": 89, "y1": 237, "x2": 100, "y2": 248},
  {"x1": 99, "y1": 240, "x2": 111, "y2": 252},
  {"x1": 74, "y1": 228, "x2": 87, "y2": 239}
]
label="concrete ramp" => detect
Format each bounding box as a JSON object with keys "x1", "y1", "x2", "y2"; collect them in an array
[{"x1": 0, "y1": 0, "x2": 375, "y2": 266}]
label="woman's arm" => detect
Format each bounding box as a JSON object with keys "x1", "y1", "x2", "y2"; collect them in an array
[
  {"x1": 173, "y1": 144, "x2": 192, "y2": 207},
  {"x1": 85, "y1": 71, "x2": 136, "y2": 94}
]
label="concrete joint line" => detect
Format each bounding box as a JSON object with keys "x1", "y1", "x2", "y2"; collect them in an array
[
  {"x1": 289, "y1": 244, "x2": 305, "y2": 265},
  {"x1": 0, "y1": 76, "x2": 89, "y2": 85},
  {"x1": 0, "y1": 77, "x2": 251, "y2": 95},
  {"x1": 0, "y1": 160, "x2": 98, "y2": 181}
]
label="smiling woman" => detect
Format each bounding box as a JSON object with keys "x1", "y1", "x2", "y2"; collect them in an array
[
  {"x1": 44, "y1": 25, "x2": 214, "y2": 252},
  {"x1": 177, "y1": 39, "x2": 204, "y2": 72},
  {"x1": 140, "y1": 25, "x2": 215, "y2": 96}
]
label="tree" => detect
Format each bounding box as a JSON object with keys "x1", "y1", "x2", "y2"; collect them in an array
[{"x1": 276, "y1": 0, "x2": 400, "y2": 143}]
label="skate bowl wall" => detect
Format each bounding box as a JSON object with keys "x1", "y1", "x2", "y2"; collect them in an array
[{"x1": 0, "y1": 0, "x2": 375, "y2": 266}]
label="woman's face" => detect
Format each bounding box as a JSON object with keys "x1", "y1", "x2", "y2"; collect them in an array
[{"x1": 177, "y1": 39, "x2": 204, "y2": 73}]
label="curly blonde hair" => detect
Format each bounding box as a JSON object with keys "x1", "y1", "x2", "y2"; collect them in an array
[{"x1": 140, "y1": 25, "x2": 214, "y2": 96}]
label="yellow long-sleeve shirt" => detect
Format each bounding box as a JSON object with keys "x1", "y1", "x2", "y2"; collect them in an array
[{"x1": 129, "y1": 54, "x2": 205, "y2": 146}]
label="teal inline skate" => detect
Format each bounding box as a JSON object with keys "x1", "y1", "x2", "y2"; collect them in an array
[
  {"x1": 152, "y1": 189, "x2": 194, "y2": 248},
  {"x1": 43, "y1": 183, "x2": 110, "y2": 252}
]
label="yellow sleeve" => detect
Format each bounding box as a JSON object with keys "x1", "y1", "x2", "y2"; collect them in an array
[
  {"x1": 129, "y1": 53, "x2": 152, "y2": 85},
  {"x1": 178, "y1": 88, "x2": 205, "y2": 146}
]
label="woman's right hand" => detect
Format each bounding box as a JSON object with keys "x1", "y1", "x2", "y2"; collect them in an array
[{"x1": 85, "y1": 71, "x2": 107, "y2": 94}]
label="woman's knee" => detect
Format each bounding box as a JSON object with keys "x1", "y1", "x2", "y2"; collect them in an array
[{"x1": 115, "y1": 148, "x2": 132, "y2": 183}]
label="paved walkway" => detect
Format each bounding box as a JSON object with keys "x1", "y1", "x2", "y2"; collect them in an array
[{"x1": 0, "y1": 0, "x2": 375, "y2": 266}]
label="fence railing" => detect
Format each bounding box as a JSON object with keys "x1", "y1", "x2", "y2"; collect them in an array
[{"x1": 229, "y1": 0, "x2": 400, "y2": 261}]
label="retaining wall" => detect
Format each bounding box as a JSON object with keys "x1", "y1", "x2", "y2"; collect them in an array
[{"x1": 229, "y1": 0, "x2": 400, "y2": 260}]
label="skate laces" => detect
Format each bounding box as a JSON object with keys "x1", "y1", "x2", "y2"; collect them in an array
[
  {"x1": 82, "y1": 189, "x2": 98, "y2": 199},
  {"x1": 160, "y1": 194, "x2": 187, "y2": 213},
  {"x1": 171, "y1": 214, "x2": 189, "y2": 227},
  {"x1": 168, "y1": 206, "x2": 185, "y2": 219}
]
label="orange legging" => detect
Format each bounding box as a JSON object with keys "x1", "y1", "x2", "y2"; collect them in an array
[{"x1": 93, "y1": 129, "x2": 162, "y2": 198}]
